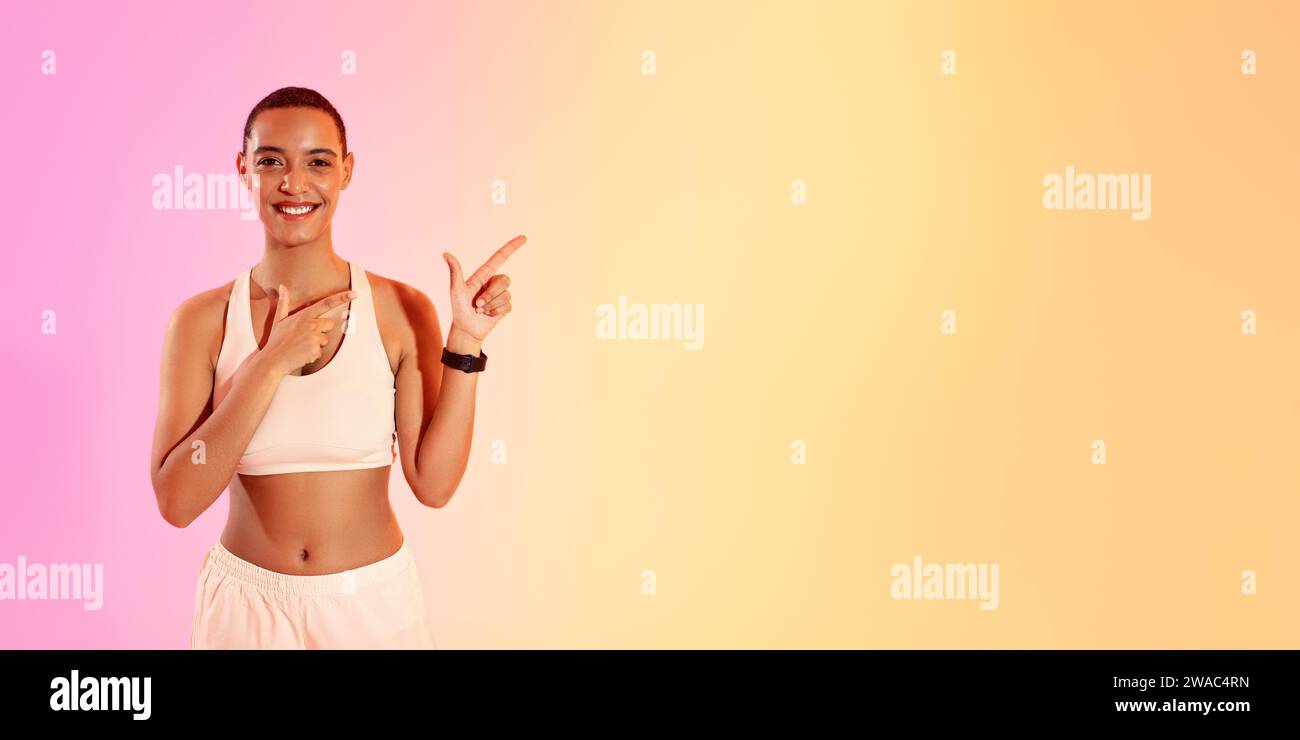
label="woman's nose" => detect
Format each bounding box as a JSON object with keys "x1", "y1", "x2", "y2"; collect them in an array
[{"x1": 281, "y1": 171, "x2": 310, "y2": 193}]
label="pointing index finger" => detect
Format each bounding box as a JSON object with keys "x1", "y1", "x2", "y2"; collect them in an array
[
  {"x1": 306, "y1": 289, "x2": 357, "y2": 318},
  {"x1": 469, "y1": 235, "x2": 526, "y2": 286}
]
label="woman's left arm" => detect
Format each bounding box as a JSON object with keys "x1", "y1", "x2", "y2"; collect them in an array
[{"x1": 393, "y1": 235, "x2": 525, "y2": 508}]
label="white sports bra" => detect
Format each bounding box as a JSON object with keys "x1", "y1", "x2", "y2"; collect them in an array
[{"x1": 212, "y1": 261, "x2": 397, "y2": 476}]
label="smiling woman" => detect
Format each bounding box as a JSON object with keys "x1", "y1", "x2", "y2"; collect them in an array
[
  {"x1": 243, "y1": 89, "x2": 347, "y2": 234},
  {"x1": 148, "y1": 86, "x2": 526, "y2": 649}
]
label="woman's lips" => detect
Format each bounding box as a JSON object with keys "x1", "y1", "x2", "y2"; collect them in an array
[{"x1": 273, "y1": 202, "x2": 321, "y2": 220}]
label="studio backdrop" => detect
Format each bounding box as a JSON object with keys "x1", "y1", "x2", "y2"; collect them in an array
[{"x1": 1, "y1": 0, "x2": 1296, "y2": 648}]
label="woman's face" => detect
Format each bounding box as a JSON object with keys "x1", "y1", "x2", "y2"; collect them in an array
[{"x1": 237, "y1": 107, "x2": 353, "y2": 247}]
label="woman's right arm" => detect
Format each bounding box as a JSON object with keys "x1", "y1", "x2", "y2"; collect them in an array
[
  {"x1": 149, "y1": 292, "x2": 284, "y2": 528},
  {"x1": 149, "y1": 284, "x2": 355, "y2": 528}
]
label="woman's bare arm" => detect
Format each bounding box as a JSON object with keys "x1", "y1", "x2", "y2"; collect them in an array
[
  {"x1": 149, "y1": 284, "x2": 354, "y2": 527},
  {"x1": 393, "y1": 287, "x2": 479, "y2": 508},
  {"x1": 393, "y1": 237, "x2": 523, "y2": 508},
  {"x1": 149, "y1": 292, "x2": 283, "y2": 528}
]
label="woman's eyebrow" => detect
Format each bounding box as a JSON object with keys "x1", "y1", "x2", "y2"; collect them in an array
[{"x1": 252, "y1": 146, "x2": 337, "y2": 157}]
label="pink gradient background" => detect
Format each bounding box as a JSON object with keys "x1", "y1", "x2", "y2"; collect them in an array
[{"x1": 0, "y1": 0, "x2": 553, "y2": 647}]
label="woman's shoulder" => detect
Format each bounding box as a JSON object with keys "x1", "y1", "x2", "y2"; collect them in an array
[
  {"x1": 162, "y1": 280, "x2": 237, "y2": 367},
  {"x1": 361, "y1": 269, "x2": 441, "y2": 359},
  {"x1": 169, "y1": 279, "x2": 236, "y2": 329},
  {"x1": 363, "y1": 268, "x2": 438, "y2": 323}
]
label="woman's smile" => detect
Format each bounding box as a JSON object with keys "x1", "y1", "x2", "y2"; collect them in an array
[{"x1": 273, "y1": 200, "x2": 322, "y2": 220}]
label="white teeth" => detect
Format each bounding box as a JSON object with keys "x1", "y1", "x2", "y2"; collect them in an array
[{"x1": 278, "y1": 204, "x2": 316, "y2": 215}]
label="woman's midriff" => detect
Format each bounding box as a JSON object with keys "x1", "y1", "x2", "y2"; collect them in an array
[{"x1": 219, "y1": 465, "x2": 404, "y2": 575}]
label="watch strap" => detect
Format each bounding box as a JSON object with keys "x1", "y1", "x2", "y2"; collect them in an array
[{"x1": 441, "y1": 347, "x2": 487, "y2": 373}]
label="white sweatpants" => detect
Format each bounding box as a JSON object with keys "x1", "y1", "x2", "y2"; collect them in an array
[{"x1": 191, "y1": 539, "x2": 437, "y2": 650}]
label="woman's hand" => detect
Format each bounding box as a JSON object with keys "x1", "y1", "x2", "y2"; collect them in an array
[
  {"x1": 442, "y1": 235, "x2": 525, "y2": 353},
  {"x1": 257, "y1": 284, "x2": 356, "y2": 376}
]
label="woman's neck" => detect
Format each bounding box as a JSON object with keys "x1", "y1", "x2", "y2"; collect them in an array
[{"x1": 251, "y1": 237, "x2": 349, "y2": 299}]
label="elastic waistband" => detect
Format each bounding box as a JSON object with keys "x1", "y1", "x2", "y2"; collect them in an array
[{"x1": 204, "y1": 539, "x2": 415, "y2": 596}]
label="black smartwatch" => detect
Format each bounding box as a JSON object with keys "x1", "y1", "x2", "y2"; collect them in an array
[{"x1": 441, "y1": 347, "x2": 487, "y2": 373}]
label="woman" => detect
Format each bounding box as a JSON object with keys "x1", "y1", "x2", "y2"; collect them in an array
[{"x1": 149, "y1": 87, "x2": 524, "y2": 649}]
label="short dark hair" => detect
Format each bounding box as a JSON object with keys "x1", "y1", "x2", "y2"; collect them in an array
[{"x1": 242, "y1": 87, "x2": 347, "y2": 155}]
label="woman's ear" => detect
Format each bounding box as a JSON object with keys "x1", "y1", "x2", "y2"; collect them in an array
[{"x1": 341, "y1": 151, "x2": 355, "y2": 190}]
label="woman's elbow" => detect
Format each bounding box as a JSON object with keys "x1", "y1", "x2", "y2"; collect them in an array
[
  {"x1": 152, "y1": 479, "x2": 194, "y2": 528},
  {"x1": 417, "y1": 491, "x2": 450, "y2": 509},
  {"x1": 159, "y1": 496, "x2": 194, "y2": 528},
  {"x1": 414, "y1": 481, "x2": 456, "y2": 509},
  {"x1": 158, "y1": 499, "x2": 191, "y2": 528}
]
